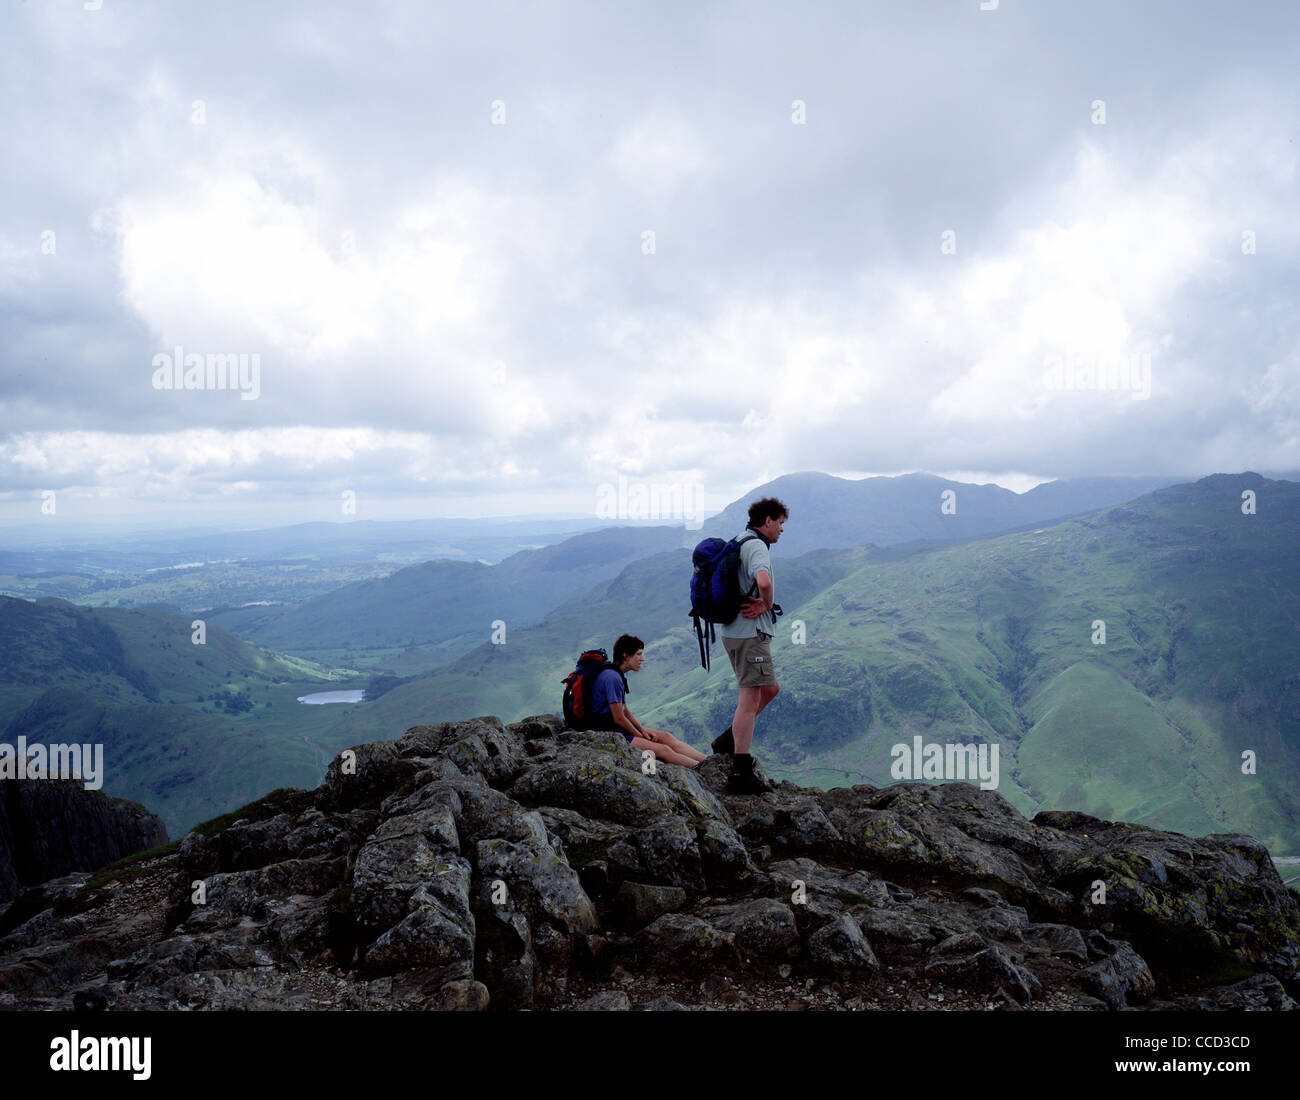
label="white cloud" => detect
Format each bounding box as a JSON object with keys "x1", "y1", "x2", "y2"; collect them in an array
[
  {"x1": 111, "y1": 162, "x2": 559, "y2": 439},
  {"x1": 609, "y1": 110, "x2": 717, "y2": 194},
  {"x1": 914, "y1": 120, "x2": 1299, "y2": 437},
  {"x1": 117, "y1": 169, "x2": 485, "y2": 361},
  {"x1": 4, "y1": 3, "x2": 1299, "y2": 523}
]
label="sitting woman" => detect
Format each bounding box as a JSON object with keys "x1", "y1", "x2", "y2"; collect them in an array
[{"x1": 590, "y1": 634, "x2": 708, "y2": 768}]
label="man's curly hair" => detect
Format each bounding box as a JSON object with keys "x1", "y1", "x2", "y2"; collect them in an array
[{"x1": 747, "y1": 497, "x2": 789, "y2": 528}]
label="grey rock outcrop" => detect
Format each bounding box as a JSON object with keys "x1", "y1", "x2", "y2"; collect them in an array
[
  {"x1": 1, "y1": 713, "x2": 1296, "y2": 1012},
  {"x1": 0, "y1": 778, "x2": 167, "y2": 908}
]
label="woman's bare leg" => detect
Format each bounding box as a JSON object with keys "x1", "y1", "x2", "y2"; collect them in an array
[
  {"x1": 630, "y1": 736, "x2": 700, "y2": 768},
  {"x1": 659, "y1": 733, "x2": 707, "y2": 763}
]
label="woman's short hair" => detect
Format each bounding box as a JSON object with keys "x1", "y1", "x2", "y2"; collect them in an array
[{"x1": 613, "y1": 634, "x2": 644, "y2": 665}]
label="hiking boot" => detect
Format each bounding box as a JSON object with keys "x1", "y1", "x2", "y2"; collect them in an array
[
  {"x1": 726, "y1": 753, "x2": 775, "y2": 795},
  {"x1": 711, "y1": 726, "x2": 734, "y2": 754}
]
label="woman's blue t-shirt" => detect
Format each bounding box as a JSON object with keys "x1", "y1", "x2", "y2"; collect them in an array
[{"x1": 590, "y1": 668, "x2": 626, "y2": 722}]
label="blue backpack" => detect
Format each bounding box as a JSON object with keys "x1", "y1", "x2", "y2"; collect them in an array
[{"x1": 689, "y1": 533, "x2": 773, "y2": 669}]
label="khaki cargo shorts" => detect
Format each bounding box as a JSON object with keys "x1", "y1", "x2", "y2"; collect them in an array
[{"x1": 722, "y1": 631, "x2": 776, "y2": 688}]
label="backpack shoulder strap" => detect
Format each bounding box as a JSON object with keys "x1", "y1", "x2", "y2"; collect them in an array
[
  {"x1": 734, "y1": 532, "x2": 761, "y2": 595},
  {"x1": 602, "y1": 661, "x2": 629, "y2": 694}
]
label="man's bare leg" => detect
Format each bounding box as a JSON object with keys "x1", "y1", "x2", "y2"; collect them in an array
[
  {"x1": 731, "y1": 686, "x2": 763, "y2": 754},
  {"x1": 731, "y1": 684, "x2": 780, "y2": 755}
]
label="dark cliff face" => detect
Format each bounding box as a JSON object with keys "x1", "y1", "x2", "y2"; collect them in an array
[
  {"x1": 0, "y1": 779, "x2": 169, "y2": 908},
  {"x1": 0, "y1": 715, "x2": 1297, "y2": 1011}
]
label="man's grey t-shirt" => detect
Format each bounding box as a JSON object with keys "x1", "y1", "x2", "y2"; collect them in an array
[{"x1": 719, "y1": 530, "x2": 775, "y2": 639}]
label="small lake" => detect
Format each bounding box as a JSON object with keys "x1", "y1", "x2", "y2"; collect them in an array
[{"x1": 297, "y1": 690, "x2": 366, "y2": 705}]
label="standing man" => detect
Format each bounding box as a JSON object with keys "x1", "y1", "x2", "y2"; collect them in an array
[{"x1": 713, "y1": 497, "x2": 787, "y2": 794}]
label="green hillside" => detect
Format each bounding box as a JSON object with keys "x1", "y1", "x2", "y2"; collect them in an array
[
  {"x1": 314, "y1": 474, "x2": 1300, "y2": 852},
  {"x1": 1018, "y1": 662, "x2": 1226, "y2": 836},
  {"x1": 3, "y1": 688, "x2": 303, "y2": 834},
  {"x1": 0, "y1": 597, "x2": 358, "y2": 835}
]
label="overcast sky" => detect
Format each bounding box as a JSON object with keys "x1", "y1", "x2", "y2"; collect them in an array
[{"x1": 1, "y1": 0, "x2": 1297, "y2": 530}]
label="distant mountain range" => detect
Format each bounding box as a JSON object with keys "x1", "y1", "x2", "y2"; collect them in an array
[
  {"x1": 701, "y1": 472, "x2": 1191, "y2": 556},
  {"x1": 0, "y1": 515, "x2": 604, "y2": 577},
  {"x1": 210, "y1": 524, "x2": 692, "y2": 671},
  {"x1": 5, "y1": 470, "x2": 1299, "y2": 855},
  {"x1": 199, "y1": 472, "x2": 1207, "y2": 672}
]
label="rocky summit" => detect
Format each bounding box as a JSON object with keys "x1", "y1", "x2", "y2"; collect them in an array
[
  {"x1": 0, "y1": 778, "x2": 167, "y2": 910},
  {"x1": 1, "y1": 714, "x2": 1297, "y2": 1011}
]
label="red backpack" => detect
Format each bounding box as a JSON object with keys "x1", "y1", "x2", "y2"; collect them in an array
[{"x1": 560, "y1": 648, "x2": 626, "y2": 729}]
